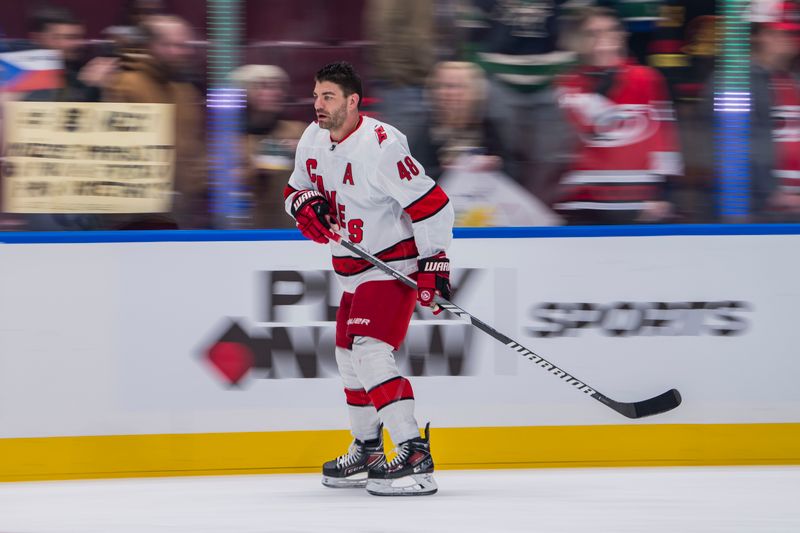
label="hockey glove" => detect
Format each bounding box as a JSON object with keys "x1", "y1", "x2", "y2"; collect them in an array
[
  {"x1": 417, "y1": 253, "x2": 451, "y2": 315},
  {"x1": 291, "y1": 190, "x2": 337, "y2": 244}
]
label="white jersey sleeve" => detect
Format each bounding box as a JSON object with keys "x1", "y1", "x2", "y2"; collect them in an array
[{"x1": 373, "y1": 137, "x2": 454, "y2": 258}]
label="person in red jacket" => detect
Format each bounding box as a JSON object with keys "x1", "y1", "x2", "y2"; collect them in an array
[
  {"x1": 747, "y1": 1, "x2": 800, "y2": 220},
  {"x1": 554, "y1": 7, "x2": 683, "y2": 224}
]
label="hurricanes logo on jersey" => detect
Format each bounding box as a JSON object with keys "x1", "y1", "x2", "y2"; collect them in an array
[
  {"x1": 772, "y1": 106, "x2": 800, "y2": 142},
  {"x1": 586, "y1": 105, "x2": 657, "y2": 147},
  {"x1": 561, "y1": 93, "x2": 658, "y2": 148}
]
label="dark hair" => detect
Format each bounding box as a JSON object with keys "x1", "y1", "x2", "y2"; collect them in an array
[
  {"x1": 120, "y1": 0, "x2": 167, "y2": 26},
  {"x1": 315, "y1": 61, "x2": 363, "y2": 107},
  {"x1": 29, "y1": 5, "x2": 81, "y2": 33}
]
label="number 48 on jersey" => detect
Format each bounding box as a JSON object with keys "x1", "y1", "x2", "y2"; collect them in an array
[{"x1": 397, "y1": 157, "x2": 420, "y2": 181}]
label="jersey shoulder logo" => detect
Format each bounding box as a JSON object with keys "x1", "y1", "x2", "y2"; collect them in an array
[{"x1": 375, "y1": 125, "x2": 388, "y2": 146}]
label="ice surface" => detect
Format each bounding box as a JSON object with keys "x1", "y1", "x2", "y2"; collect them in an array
[{"x1": 0, "y1": 466, "x2": 798, "y2": 533}]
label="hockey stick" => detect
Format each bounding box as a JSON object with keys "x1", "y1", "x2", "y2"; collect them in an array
[{"x1": 333, "y1": 236, "x2": 681, "y2": 419}]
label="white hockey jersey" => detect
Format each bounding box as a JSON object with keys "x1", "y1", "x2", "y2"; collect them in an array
[{"x1": 284, "y1": 115, "x2": 454, "y2": 293}]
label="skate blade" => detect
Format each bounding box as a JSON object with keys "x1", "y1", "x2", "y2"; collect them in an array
[
  {"x1": 322, "y1": 473, "x2": 368, "y2": 488},
  {"x1": 365, "y1": 474, "x2": 438, "y2": 496}
]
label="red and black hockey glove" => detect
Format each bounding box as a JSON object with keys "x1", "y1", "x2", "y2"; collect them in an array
[
  {"x1": 291, "y1": 190, "x2": 337, "y2": 244},
  {"x1": 417, "y1": 253, "x2": 451, "y2": 315}
]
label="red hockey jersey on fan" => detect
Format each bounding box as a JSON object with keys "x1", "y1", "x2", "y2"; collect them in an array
[
  {"x1": 284, "y1": 115, "x2": 454, "y2": 293},
  {"x1": 770, "y1": 72, "x2": 800, "y2": 193},
  {"x1": 555, "y1": 64, "x2": 683, "y2": 215}
]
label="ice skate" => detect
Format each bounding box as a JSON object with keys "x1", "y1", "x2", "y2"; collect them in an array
[
  {"x1": 365, "y1": 423, "x2": 437, "y2": 496},
  {"x1": 321, "y1": 430, "x2": 385, "y2": 488}
]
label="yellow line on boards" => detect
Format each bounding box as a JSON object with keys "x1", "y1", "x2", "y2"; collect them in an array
[{"x1": 1, "y1": 423, "x2": 798, "y2": 482}]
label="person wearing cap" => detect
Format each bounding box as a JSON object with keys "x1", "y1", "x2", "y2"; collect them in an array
[
  {"x1": 746, "y1": 0, "x2": 800, "y2": 220},
  {"x1": 231, "y1": 64, "x2": 305, "y2": 228}
]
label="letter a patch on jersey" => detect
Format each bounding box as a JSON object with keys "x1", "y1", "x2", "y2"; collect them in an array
[
  {"x1": 342, "y1": 162, "x2": 355, "y2": 185},
  {"x1": 375, "y1": 125, "x2": 387, "y2": 145}
]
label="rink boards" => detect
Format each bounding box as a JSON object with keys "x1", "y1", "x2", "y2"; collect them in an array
[{"x1": 0, "y1": 226, "x2": 799, "y2": 481}]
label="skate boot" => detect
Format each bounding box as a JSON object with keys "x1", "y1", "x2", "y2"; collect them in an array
[
  {"x1": 365, "y1": 423, "x2": 437, "y2": 496},
  {"x1": 321, "y1": 429, "x2": 386, "y2": 488}
]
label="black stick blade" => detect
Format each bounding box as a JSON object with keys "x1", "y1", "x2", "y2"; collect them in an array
[
  {"x1": 596, "y1": 389, "x2": 682, "y2": 419},
  {"x1": 630, "y1": 389, "x2": 682, "y2": 419},
  {"x1": 635, "y1": 388, "x2": 682, "y2": 418}
]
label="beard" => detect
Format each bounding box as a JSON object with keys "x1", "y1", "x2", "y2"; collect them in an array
[{"x1": 318, "y1": 102, "x2": 347, "y2": 131}]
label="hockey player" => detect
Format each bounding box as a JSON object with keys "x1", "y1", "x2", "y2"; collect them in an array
[
  {"x1": 283, "y1": 62, "x2": 454, "y2": 496},
  {"x1": 554, "y1": 7, "x2": 683, "y2": 224}
]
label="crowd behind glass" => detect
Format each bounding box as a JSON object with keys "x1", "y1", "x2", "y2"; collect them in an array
[{"x1": 1, "y1": 0, "x2": 798, "y2": 231}]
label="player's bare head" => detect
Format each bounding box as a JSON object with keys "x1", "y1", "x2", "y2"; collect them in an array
[
  {"x1": 574, "y1": 7, "x2": 625, "y2": 67},
  {"x1": 313, "y1": 62, "x2": 362, "y2": 131},
  {"x1": 315, "y1": 62, "x2": 363, "y2": 107}
]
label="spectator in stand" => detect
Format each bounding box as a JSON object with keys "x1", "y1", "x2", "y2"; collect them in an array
[
  {"x1": 466, "y1": 0, "x2": 576, "y2": 203},
  {"x1": 740, "y1": 1, "x2": 800, "y2": 221},
  {"x1": 364, "y1": 0, "x2": 434, "y2": 156},
  {"x1": 231, "y1": 64, "x2": 305, "y2": 229},
  {"x1": 21, "y1": 6, "x2": 118, "y2": 231},
  {"x1": 553, "y1": 7, "x2": 682, "y2": 224},
  {"x1": 422, "y1": 61, "x2": 561, "y2": 226},
  {"x1": 27, "y1": 5, "x2": 118, "y2": 103},
  {"x1": 417, "y1": 61, "x2": 502, "y2": 180},
  {"x1": 0, "y1": 27, "x2": 23, "y2": 231},
  {"x1": 103, "y1": 14, "x2": 206, "y2": 229}
]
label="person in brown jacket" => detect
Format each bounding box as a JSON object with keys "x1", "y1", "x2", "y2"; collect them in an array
[
  {"x1": 103, "y1": 15, "x2": 207, "y2": 229},
  {"x1": 230, "y1": 64, "x2": 305, "y2": 228}
]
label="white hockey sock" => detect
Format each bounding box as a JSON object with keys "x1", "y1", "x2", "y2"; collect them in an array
[
  {"x1": 335, "y1": 345, "x2": 381, "y2": 441},
  {"x1": 352, "y1": 336, "x2": 421, "y2": 444}
]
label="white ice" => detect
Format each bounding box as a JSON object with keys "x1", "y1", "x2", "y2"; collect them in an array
[{"x1": 1, "y1": 467, "x2": 798, "y2": 533}]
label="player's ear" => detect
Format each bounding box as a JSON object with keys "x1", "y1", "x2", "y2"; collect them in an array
[{"x1": 350, "y1": 93, "x2": 360, "y2": 109}]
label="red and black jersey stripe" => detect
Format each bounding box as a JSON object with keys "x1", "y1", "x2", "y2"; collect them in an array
[
  {"x1": 367, "y1": 376, "x2": 414, "y2": 411},
  {"x1": 344, "y1": 387, "x2": 371, "y2": 407},
  {"x1": 404, "y1": 184, "x2": 450, "y2": 223},
  {"x1": 332, "y1": 237, "x2": 418, "y2": 277},
  {"x1": 283, "y1": 184, "x2": 299, "y2": 200}
]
